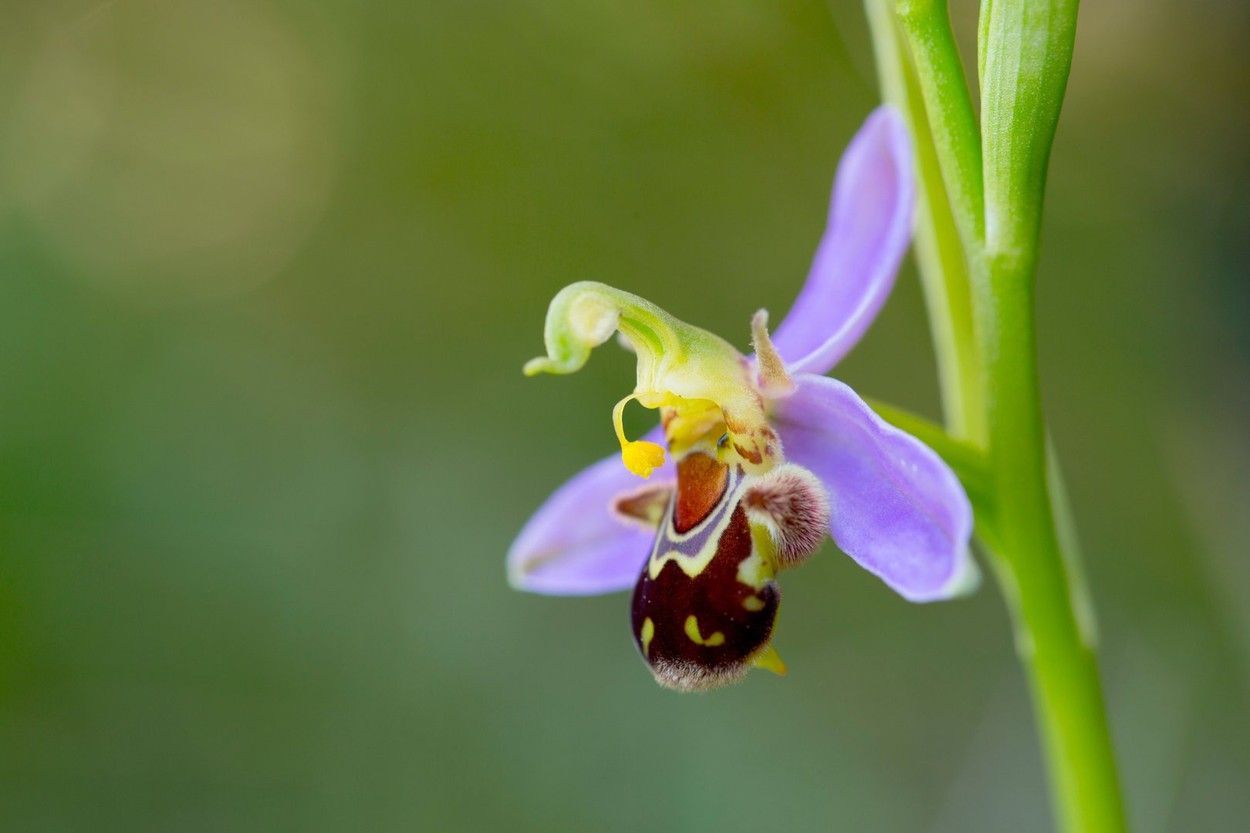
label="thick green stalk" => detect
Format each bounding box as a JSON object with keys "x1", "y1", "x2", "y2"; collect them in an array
[
  {"x1": 980, "y1": 0, "x2": 1078, "y2": 266},
  {"x1": 979, "y1": 260, "x2": 1126, "y2": 833},
  {"x1": 863, "y1": 0, "x2": 986, "y2": 443},
  {"x1": 976, "y1": 2, "x2": 1126, "y2": 825},
  {"x1": 894, "y1": 0, "x2": 985, "y2": 253},
  {"x1": 864, "y1": 0, "x2": 1129, "y2": 829}
]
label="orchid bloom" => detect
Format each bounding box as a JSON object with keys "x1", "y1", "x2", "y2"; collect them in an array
[{"x1": 508, "y1": 107, "x2": 977, "y2": 692}]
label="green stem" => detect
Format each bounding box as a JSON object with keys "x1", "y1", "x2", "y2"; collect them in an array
[
  {"x1": 862, "y1": 0, "x2": 1129, "y2": 830},
  {"x1": 894, "y1": 0, "x2": 985, "y2": 252},
  {"x1": 980, "y1": 260, "x2": 1126, "y2": 833},
  {"x1": 863, "y1": 0, "x2": 986, "y2": 444},
  {"x1": 980, "y1": 0, "x2": 1079, "y2": 265},
  {"x1": 976, "y1": 3, "x2": 1126, "y2": 824}
]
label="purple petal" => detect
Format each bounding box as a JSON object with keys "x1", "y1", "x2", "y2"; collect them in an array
[
  {"x1": 770, "y1": 107, "x2": 915, "y2": 376},
  {"x1": 772, "y1": 374, "x2": 976, "y2": 601},
  {"x1": 508, "y1": 447, "x2": 672, "y2": 596}
]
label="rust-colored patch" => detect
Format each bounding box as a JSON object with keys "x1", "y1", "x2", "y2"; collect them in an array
[
  {"x1": 613, "y1": 484, "x2": 673, "y2": 528},
  {"x1": 733, "y1": 442, "x2": 763, "y2": 465},
  {"x1": 673, "y1": 453, "x2": 729, "y2": 533}
]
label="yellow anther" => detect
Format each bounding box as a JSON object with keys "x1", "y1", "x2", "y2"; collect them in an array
[
  {"x1": 622, "y1": 441, "x2": 665, "y2": 478},
  {"x1": 613, "y1": 394, "x2": 666, "y2": 478}
]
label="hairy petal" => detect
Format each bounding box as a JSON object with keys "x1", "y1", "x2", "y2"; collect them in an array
[
  {"x1": 508, "y1": 447, "x2": 672, "y2": 596},
  {"x1": 772, "y1": 375, "x2": 977, "y2": 601},
  {"x1": 770, "y1": 107, "x2": 915, "y2": 375},
  {"x1": 744, "y1": 464, "x2": 830, "y2": 568}
]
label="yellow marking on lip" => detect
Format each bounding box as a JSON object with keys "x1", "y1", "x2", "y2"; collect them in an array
[
  {"x1": 684, "y1": 615, "x2": 725, "y2": 647},
  {"x1": 647, "y1": 473, "x2": 748, "y2": 581},
  {"x1": 742, "y1": 595, "x2": 765, "y2": 612},
  {"x1": 640, "y1": 617, "x2": 655, "y2": 657},
  {"x1": 734, "y1": 523, "x2": 778, "y2": 591}
]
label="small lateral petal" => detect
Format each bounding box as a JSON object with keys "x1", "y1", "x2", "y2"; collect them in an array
[
  {"x1": 508, "y1": 448, "x2": 673, "y2": 596},
  {"x1": 613, "y1": 483, "x2": 673, "y2": 530},
  {"x1": 771, "y1": 374, "x2": 975, "y2": 602},
  {"x1": 744, "y1": 464, "x2": 830, "y2": 568},
  {"x1": 750, "y1": 309, "x2": 794, "y2": 400}
]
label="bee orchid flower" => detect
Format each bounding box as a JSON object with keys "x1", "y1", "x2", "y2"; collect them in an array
[{"x1": 508, "y1": 107, "x2": 977, "y2": 692}]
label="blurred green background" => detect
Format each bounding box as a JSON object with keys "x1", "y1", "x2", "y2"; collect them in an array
[{"x1": 1, "y1": 1, "x2": 1247, "y2": 831}]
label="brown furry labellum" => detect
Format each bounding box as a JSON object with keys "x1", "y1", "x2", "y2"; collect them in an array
[{"x1": 629, "y1": 452, "x2": 828, "y2": 692}]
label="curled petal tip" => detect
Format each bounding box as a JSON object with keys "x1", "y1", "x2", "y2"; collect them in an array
[
  {"x1": 528, "y1": 281, "x2": 781, "y2": 477},
  {"x1": 523, "y1": 356, "x2": 556, "y2": 376},
  {"x1": 524, "y1": 282, "x2": 631, "y2": 379}
]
